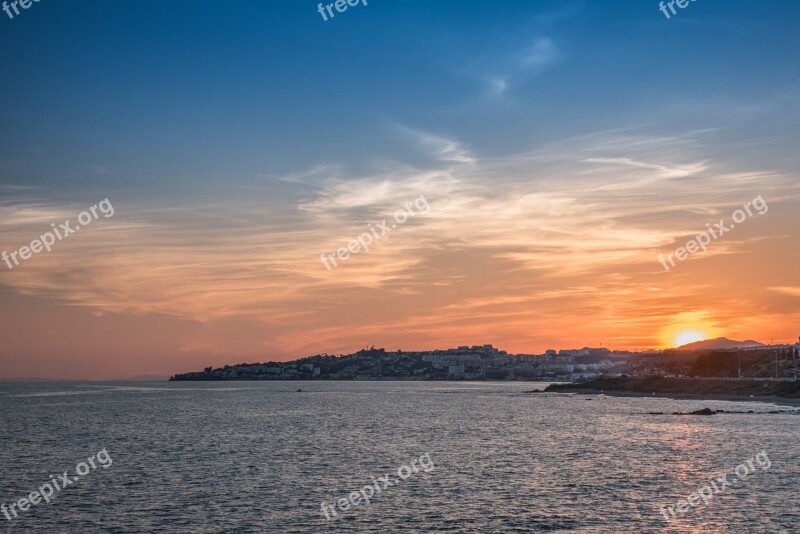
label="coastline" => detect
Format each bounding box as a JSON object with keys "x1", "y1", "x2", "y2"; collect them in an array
[
  {"x1": 542, "y1": 377, "x2": 800, "y2": 408},
  {"x1": 538, "y1": 387, "x2": 800, "y2": 408}
]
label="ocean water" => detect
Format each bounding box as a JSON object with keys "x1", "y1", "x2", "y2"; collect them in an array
[{"x1": 0, "y1": 381, "x2": 798, "y2": 533}]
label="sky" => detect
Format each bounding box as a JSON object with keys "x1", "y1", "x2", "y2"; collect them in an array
[{"x1": 1, "y1": 0, "x2": 799, "y2": 379}]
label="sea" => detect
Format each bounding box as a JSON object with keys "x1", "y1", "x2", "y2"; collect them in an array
[{"x1": 0, "y1": 381, "x2": 798, "y2": 533}]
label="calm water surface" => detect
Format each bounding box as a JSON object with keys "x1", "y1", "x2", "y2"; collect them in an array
[{"x1": 1, "y1": 381, "x2": 798, "y2": 533}]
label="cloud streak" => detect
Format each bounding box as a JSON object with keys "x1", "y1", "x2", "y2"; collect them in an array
[{"x1": 484, "y1": 38, "x2": 561, "y2": 99}]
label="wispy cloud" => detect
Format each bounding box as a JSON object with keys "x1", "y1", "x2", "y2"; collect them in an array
[
  {"x1": 768, "y1": 286, "x2": 800, "y2": 297},
  {"x1": 2, "y1": 128, "x2": 798, "y2": 357},
  {"x1": 582, "y1": 157, "x2": 708, "y2": 179},
  {"x1": 392, "y1": 123, "x2": 477, "y2": 165},
  {"x1": 484, "y1": 38, "x2": 561, "y2": 99}
]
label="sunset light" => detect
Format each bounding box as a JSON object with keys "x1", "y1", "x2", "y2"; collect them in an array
[
  {"x1": 674, "y1": 330, "x2": 707, "y2": 348},
  {"x1": 0, "y1": 2, "x2": 798, "y2": 382},
  {"x1": 2, "y1": 2, "x2": 799, "y2": 531}
]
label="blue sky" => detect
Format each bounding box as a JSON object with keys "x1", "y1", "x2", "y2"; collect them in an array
[
  {"x1": 2, "y1": 0, "x2": 797, "y2": 194},
  {"x1": 1, "y1": 1, "x2": 799, "y2": 378}
]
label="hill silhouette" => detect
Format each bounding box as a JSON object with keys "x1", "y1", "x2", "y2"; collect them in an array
[{"x1": 678, "y1": 337, "x2": 764, "y2": 351}]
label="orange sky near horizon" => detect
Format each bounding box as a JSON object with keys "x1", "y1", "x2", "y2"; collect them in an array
[{"x1": 2, "y1": 130, "x2": 799, "y2": 380}]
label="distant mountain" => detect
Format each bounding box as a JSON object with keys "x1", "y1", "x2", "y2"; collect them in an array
[{"x1": 677, "y1": 337, "x2": 765, "y2": 351}]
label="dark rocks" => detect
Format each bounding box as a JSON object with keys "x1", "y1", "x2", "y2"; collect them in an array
[{"x1": 671, "y1": 408, "x2": 716, "y2": 415}]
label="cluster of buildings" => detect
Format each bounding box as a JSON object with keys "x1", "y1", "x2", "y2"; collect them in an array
[
  {"x1": 181, "y1": 362, "x2": 322, "y2": 381},
  {"x1": 170, "y1": 344, "x2": 632, "y2": 381},
  {"x1": 418, "y1": 345, "x2": 628, "y2": 380}
]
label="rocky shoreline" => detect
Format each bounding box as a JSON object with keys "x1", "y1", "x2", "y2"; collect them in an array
[{"x1": 542, "y1": 377, "x2": 800, "y2": 407}]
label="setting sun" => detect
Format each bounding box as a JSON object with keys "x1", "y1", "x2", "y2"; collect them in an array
[{"x1": 674, "y1": 330, "x2": 706, "y2": 347}]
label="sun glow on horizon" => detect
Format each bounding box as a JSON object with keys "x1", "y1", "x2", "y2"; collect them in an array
[{"x1": 674, "y1": 330, "x2": 706, "y2": 347}]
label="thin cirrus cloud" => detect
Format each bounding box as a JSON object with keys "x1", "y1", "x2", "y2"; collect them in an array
[
  {"x1": 484, "y1": 38, "x2": 561, "y2": 99},
  {"x1": 582, "y1": 157, "x2": 709, "y2": 179},
  {"x1": 769, "y1": 287, "x2": 800, "y2": 298}
]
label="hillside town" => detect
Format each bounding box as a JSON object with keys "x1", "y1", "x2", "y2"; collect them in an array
[{"x1": 170, "y1": 341, "x2": 800, "y2": 382}]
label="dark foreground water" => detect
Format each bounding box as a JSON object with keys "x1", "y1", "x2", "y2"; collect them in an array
[{"x1": 0, "y1": 381, "x2": 798, "y2": 533}]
